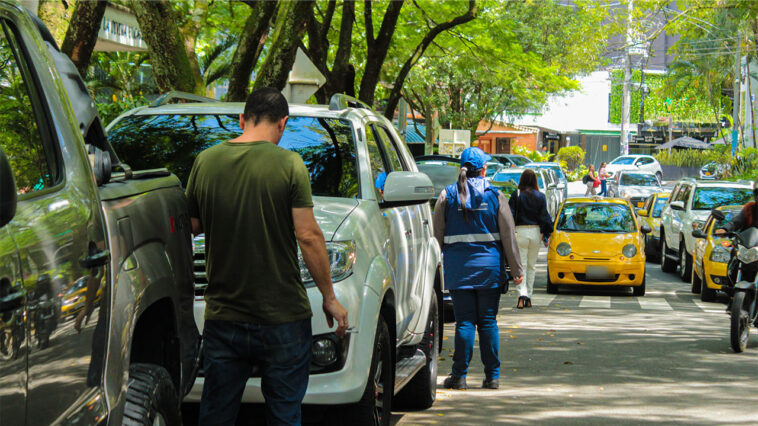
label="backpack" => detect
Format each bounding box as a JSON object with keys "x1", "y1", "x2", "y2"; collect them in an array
[{"x1": 582, "y1": 174, "x2": 590, "y2": 185}]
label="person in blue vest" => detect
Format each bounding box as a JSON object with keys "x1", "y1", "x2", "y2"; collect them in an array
[{"x1": 433, "y1": 147, "x2": 524, "y2": 390}]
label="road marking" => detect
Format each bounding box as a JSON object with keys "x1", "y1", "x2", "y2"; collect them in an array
[
  {"x1": 578, "y1": 296, "x2": 611, "y2": 309},
  {"x1": 636, "y1": 297, "x2": 674, "y2": 311},
  {"x1": 691, "y1": 298, "x2": 725, "y2": 314},
  {"x1": 531, "y1": 294, "x2": 556, "y2": 307}
]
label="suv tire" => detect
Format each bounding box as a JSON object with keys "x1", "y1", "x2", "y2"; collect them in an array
[
  {"x1": 679, "y1": 242, "x2": 692, "y2": 282},
  {"x1": 395, "y1": 296, "x2": 439, "y2": 409},
  {"x1": 336, "y1": 317, "x2": 393, "y2": 426},
  {"x1": 123, "y1": 363, "x2": 180, "y2": 426},
  {"x1": 660, "y1": 235, "x2": 677, "y2": 273}
]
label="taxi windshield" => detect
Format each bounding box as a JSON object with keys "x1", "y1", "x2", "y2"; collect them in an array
[
  {"x1": 692, "y1": 187, "x2": 752, "y2": 210},
  {"x1": 620, "y1": 173, "x2": 658, "y2": 186},
  {"x1": 711, "y1": 211, "x2": 739, "y2": 235},
  {"x1": 557, "y1": 203, "x2": 636, "y2": 233},
  {"x1": 651, "y1": 198, "x2": 668, "y2": 218}
]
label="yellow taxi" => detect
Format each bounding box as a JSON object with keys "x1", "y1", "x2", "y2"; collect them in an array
[
  {"x1": 692, "y1": 205, "x2": 741, "y2": 302},
  {"x1": 635, "y1": 192, "x2": 670, "y2": 261},
  {"x1": 547, "y1": 197, "x2": 652, "y2": 295}
]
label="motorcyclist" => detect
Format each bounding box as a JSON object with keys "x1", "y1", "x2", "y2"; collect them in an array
[{"x1": 715, "y1": 178, "x2": 758, "y2": 283}]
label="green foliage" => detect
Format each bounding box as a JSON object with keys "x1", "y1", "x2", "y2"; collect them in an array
[
  {"x1": 96, "y1": 96, "x2": 149, "y2": 127},
  {"x1": 556, "y1": 146, "x2": 585, "y2": 171},
  {"x1": 653, "y1": 149, "x2": 713, "y2": 168},
  {"x1": 565, "y1": 163, "x2": 589, "y2": 182},
  {"x1": 512, "y1": 145, "x2": 553, "y2": 162}
]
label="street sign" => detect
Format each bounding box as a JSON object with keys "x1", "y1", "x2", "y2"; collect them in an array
[
  {"x1": 439, "y1": 129, "x2": 471, "y2": 157},
  {"x1": 282, "y1": 48, "x2": 326, "y2": 103}
]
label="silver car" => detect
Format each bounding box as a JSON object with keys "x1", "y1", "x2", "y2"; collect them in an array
[{"x1": 607, "y1": 170, "x2": 663, "y2": 209}]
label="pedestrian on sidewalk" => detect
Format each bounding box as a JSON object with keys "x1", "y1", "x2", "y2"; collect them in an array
[
  {"x1": 509, "y1": 169, "x2": 553, "y2": 308},
  {"x1": 433, "y1": 147, "x2": 523, "y2": 391},
  {"x1": 584, "y1": 164, "x2": 598, "y2": 196},
  {"x1": 187, "y1": 88, "x2": 348, "y2": 425},
  {"x1": 598, "y1": 162, "x2": 609, "y2": 197}
]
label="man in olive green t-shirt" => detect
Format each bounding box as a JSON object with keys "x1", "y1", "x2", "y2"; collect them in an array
[{"x1": 187, "y1": 88, "x2": 348, "y2": 426}]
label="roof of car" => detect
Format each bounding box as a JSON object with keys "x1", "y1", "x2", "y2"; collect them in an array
[
  {"x1": 687, "y1": 180, "x2": 753, "y2": 188},
  {"x1": 120, "y1": 101, "x2": 367, "y2": 121},
  {"x1": 617, "y1": 170, "x2": 657, "y2": 175},
  {"x1": 653, "y1": 192, "x2": 670, "y2": 198},
  {"x1": 565, "y1": 197, "x2": 630, "y2": 205},
  {"x1": 715, "y1": 205, "x2": 743, "y2": 212}
]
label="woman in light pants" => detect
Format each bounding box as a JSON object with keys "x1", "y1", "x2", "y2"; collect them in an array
[
  {"x1": 509, "y1": 169, "x2": 554, "y2": 308},
  {"x1": 585, "y1": 164, "x2": 598, "y2": 196}
]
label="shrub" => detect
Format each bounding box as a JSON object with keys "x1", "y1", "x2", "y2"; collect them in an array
[
  {"x1": 556, "y1": 146, "x2": 585, "y2": 171},
  {"x1": 512, "y1": 145, "x2": 554, "y2": 162}
]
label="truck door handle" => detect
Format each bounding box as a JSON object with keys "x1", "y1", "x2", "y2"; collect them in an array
[
  {"x1": 422, "y1": 219, "x2": 429, "y2": 226},
  {"x1": 80, "y1": 249, "x2": 110, "y2": 269},
  {"x1": 405, "y1": 230, "x2": 412, "y2": 237}
]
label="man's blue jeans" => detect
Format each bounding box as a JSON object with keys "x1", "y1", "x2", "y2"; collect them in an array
[
  {"x1": 450, "y1": 288, "x2": 501, "y2": 380},
  {"x1": 198, "y1": 318, "x2": 312, "y2": 426}
]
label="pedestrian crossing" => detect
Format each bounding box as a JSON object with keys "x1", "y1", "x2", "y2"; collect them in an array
[{"x1": 509, "y1": 291, "x2": 727, "y2": 313}]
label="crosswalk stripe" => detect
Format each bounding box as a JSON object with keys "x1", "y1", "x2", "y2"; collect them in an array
[
  {"x1": 530, "y1": 294, "x2": 556, "y2": 307},
  {"x1": 578, "y1": 296, "x2": 612, "y2": 309},
  {"x1": 691, "y1": 298, "x2": 725, "y2": 314},
  {"x1": 636, "y1": 297, "x2": 674, "y2": 311}
]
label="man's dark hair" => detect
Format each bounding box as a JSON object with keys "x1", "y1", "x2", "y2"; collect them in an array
[{"x1": 243, "y1": 88, "x2": 289, "y2": 125}]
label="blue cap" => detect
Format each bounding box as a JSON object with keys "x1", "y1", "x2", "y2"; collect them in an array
[{"x1": 460, "y1": 147, "x2": 491, "y2": 170}]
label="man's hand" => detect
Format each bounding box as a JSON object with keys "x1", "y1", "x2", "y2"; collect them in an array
[
  {"x1": 513, "y1": 275, "x2": 524, "y2": 285},
  {"x1": 323, "y1": 295, "x2": 348, "y2": 338}
]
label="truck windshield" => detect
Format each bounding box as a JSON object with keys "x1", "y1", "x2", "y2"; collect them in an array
[
  {"x1": 108, "y1": 114, "x2": 359, "y2": 198},
  {"x1": 692, "y1": 187, "x2": 752, "y2": 211},
  {"x1": 620, "y1": 173, "x2": 659, "y2": 186},
  {"x1": 557, "y1": 203, "x2": 636, "y2": 233}
]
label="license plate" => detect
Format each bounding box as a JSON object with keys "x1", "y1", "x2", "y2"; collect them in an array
[
  {"x1": 637, "y1": 201, "x2": 644, "y2": 207},
  {"x1": 586, "y1": 265, "x2": 612, "y2": 280}
]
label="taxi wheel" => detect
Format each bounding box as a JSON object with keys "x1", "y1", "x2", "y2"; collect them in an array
[
  {"x1": 546, "y1": 268, "x2": 558, "y2": 294},
  {"x1": 633, "y1": 275, "x2": 645, "y2": 297},
  {"x1": 691, "y1": 267, "x2": 702, "y2": 294},
  {"x1": 660, "y1": 237, "x2": 677, "y2": 273},
  {"x1": 644, "y1": 235, "x2": 659, "y2": 263},
  {"x1": 678, "y1": 243, "x2": 692, "y2": 282},
  {"x1": 701, "y1": 280, "x2": 717, "y2": 302}
]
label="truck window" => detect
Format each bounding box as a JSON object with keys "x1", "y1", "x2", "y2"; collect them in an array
[
  {"x1": 374, "y1": 125, "x2": 406, "y2": 171},
  {"x1": 365, "y1": 125, "x2": 389, "y2": 199},
  {"x1": 0, "y1": 23, "x2": 56, "y2": 194}
]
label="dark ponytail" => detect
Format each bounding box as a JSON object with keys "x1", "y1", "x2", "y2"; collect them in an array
[{"x1": 457, "y1": 163, "x2": 482, "y2": 222}]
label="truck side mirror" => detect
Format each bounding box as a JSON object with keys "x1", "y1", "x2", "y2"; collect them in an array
[
  {"x1": 0, "y1": 146, "x2": 17, "y2": 228},
  {"x1": 711, "y1": 209, "x2": 725, "y2": 221}
]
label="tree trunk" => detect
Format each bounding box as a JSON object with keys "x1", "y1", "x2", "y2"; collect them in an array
[
  {"x1": 60, "y1": 0, "x2": 107, "y2": 76},
  {"x1": 130, "y1": 0, "x2": 203, "y2": 94},
  {"x1": 38, "y1": 0, "x2": 72, "y2": 45},
  {"x1": 358, "y1": 0, "x2": 404, "y2": 106},
  {"x1": 254, "y1": 0, "x2": 314, "y2": 91},
  {"x1": 329, "y1": 1, "x2": 355, "y2": 97},
  {"x1": 227, "y1": 1, "x2": 278, "y2": 101},
  {"x1": 384, "y1": 0, "x2": 478, "y2": 119}
]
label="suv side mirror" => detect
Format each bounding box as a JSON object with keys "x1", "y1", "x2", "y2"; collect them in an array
[
  {"x1": 548, "y1": 183, "x2": 557, "y2": 189},
  {"x1": 670, "y1": 201, "x2": 685, "y2": 211},
  {"x1": 711, "y1": 209, "x2": 726, "y2": 221},
  {"x1": 692, "y1": 229, "x2": 707, "y2": 239},
  {"x1": 381, "y1": 171, "x2": 435, "y2": 207},
  {"x1": 0, "y1": 146, "x2": 17, "y2": 227},
  {"x1": 637, "y1": 209, "x2": 648, "y2": 217}
]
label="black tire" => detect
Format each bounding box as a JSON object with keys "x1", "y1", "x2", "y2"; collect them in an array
[
  {"x1": 633, "y1": 274, "x2": 646, "y2": 296},
  {"x1": 679, "y1": 242, "x2": 692, "y2": 282},
  {"x1": 123, "y1": 363, "x2": 180, "y2": 426},
  {"x1": 660, "y1": 235, "x2": 677, "y2": 273},
  {"x1": 337, "y1": 317, "x2": 393, "y2": 426},
  {"x1": 730, "y1": 291, "x2": 750, "y2": 353},
  {"x1": 656, "y1": 171, "x2": 663, "y2": 182},
  {"x1": 691, "y1": 266, "x2": 702, "y2": 294},
  {"x1": 644, "y1": 235, "x2": 659, "y2": 263},
  {"x1": 395, "y1": 295, "x2": 439, "y2": 409},
  {"x1": 701, "y1": 280, "x2": 717, "y2": 302},
  {"x1": 546, "y1": 268, "x2": 558, "y2": 294}
]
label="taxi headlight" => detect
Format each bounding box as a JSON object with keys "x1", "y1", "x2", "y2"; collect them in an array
[
  {"x1": 556, "y1": 242, "x2": 571, "y2": 256},
  {"x1": 299, "y1": 241, "x2": 357, "y2": 286},
  {"x1": 710, "y1": 247, "x2": 731, "y2": 263},
  {"x1": 622, "y1": 244, "x2": 637, "y2": 258}
]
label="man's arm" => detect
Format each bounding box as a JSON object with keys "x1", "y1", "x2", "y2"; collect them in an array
[
  {"x1": 293, "y1": 207, "x2": 348, "y2": 337},
  {"x1": 497, "y1": 192, "x2": 524, "y2": 284}
]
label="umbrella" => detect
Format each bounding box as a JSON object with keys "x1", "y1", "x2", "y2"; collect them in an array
[
  {"x1": 654, "y1": 136, "x2": 710, "y2": 150},
  {"x1": 709, "y1": 135, "x2": 731, "y2": 147}
]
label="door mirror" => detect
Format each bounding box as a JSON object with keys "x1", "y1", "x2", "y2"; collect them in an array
[
  {"x1": 670, "y1": 201, "x2": 685, "y2": 211},
  {"x1": 692, "y1": 229, "x2": 707, "y2": 239},
  {"x1": 640, "y1": 224, "x2": 652, "y2": 234},
  {"x1": 381, "y1": 171, "x2": 435, "y2": 207},
  {"x1": 711, "y1": 208, "x2": 726, "y2": 221},
  {"x1": 637, "y1": 209, "x2": 648, "y2": 217},
  {"x1": 0, "y1": 146, "x2": 17, "y2": 227},
  {"x1": 548, "y1": 183, "x2": 557, "y2": 189}
]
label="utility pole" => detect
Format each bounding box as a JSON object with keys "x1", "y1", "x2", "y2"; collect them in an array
[
  {"x1": 732, "y1": 29, "x2": 741, "y2": 155},
  {"x1": 620, "y1": 0, "x2": 633, "y2": 156}
]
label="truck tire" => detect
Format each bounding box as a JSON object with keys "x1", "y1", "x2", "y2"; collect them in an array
[
  {"x1": 395, "y1": 295, "x2": 439, "y2": 409},
  {"x1": 335, "y1": 317, "x2": 393, "y2": 426},
  {"x1": 123, "y1": 363, "x2": 180, "y2": 426},
  {"x1": 660, "y1": 235, "x2": 677, "y2": 273},
  {"x1": 679, "y1": 242, "x2": 692, "y2": 282}
]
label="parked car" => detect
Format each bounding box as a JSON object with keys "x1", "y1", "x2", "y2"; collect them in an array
[
  {"x1": 607, "y1": 170, "x2": 663, "y2": 209},
  {"x1": 699, "y1": 161, "x2": 724, "y2": 180},
  {"x1": 0, "y1": 7, "x2": 199, "y2": 424},
  {"x1": 547, "y1": 198, "x2": 651, "y2": 295},
  {"x1": 491, "y1": 153, "x2": 531, "y2": 168},
  {"x1": 692, "y1": 206, "x2": 742, "y2": 301},
  {"x1": 490, "y1": 167, "x2": 560, "y2": 217},
  {"x1": 635, "y1": 192, "x2": 670, "y2": 262},
  {"x1": 415, "y1": 155, "x2": 460, "y2": 200},
  {"x1": 526, "y1": 162, "x2": 568, "y2": 200},
  {"x1": 605, "y1": 155, "x2": 663, "y2": 181},
  {"x1": 108, "y1": 94, "x2": 444, "y2": 421},
  {"x1": 659, "y1": 178, "x2": 753, "y2": 283},
  {"x1": 484, "y1": 161, "x2": 507, "y2": 181}
]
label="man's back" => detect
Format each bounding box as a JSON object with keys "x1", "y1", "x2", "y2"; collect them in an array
[{"x1": 186, "y1": 140, "x2": 313, "y2": 324}]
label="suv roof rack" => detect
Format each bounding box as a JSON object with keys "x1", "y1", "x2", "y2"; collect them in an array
[
  {"x1": 329, "y1": 93, "x2": 370, "y2": 111},
  {"x1": 150, "y1": 91, "x2": 216, "y2": 108}
]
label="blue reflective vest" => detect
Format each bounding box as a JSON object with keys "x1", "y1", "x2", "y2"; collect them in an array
[{"x1": 442, "y1": 178, "x2": 504, "y2": 290}]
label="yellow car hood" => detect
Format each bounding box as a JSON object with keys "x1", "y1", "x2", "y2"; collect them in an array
[{"x1": 554, "y1": 231, "x2": 638, "y2": 257}]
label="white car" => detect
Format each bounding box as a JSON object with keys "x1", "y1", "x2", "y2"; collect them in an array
[
  {"x1": 659, "y1": 178, "x2": 753, "y2": 283},
  {"x1": 607, "y1": 170, "x2": 663, "y2": 209},
  {"x1": 107, "y1": 94, "x2": 444, "y2": 422},
  {"x1": 605, "y1": 155, "x2": 663, "y2": 182}
]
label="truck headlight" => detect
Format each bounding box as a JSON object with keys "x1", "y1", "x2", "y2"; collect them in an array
[
  {"x1": 299, "y1": 241, "x2": 357, "y2": 285},
  {"x1": 692, "y1": 220, "x2": 705, "y2": 231},
  {"x1": 709, "y1": 247, "x2": 731, "y2": 263},
  {"x1": 556, "y1": 242, "x2": 571, "y2": 256},
  {"x1": 622, "y1": 244, "x2": 637, "y2": 258}
]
